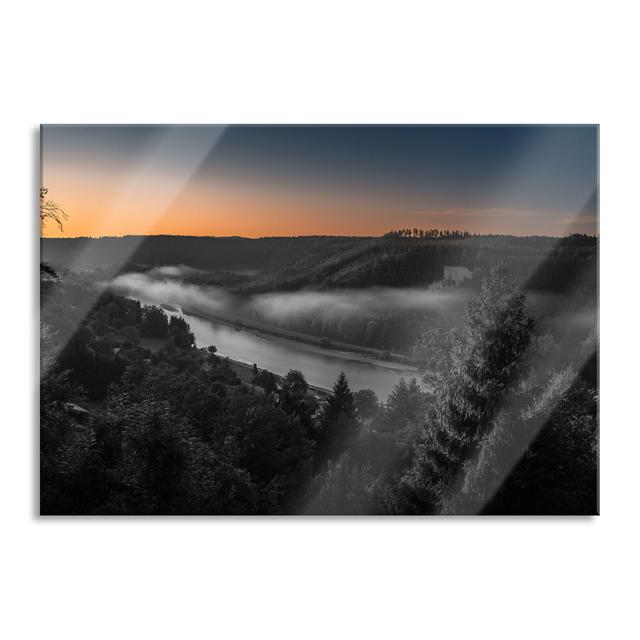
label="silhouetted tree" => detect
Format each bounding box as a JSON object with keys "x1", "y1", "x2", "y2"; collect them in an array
[
  {"x1": 252, "y1": 365, "x2": 279, "y2": 394},
  {"x1": 353, "y1": 389, "x2": 379, "y2": 422},
  {"x1": 168, "y1": 315, "x2": 195, "y2": 349},
  {"x1": 207, "y1": 345, "x2": 219, "y2": 365},
  {"x1": 140, "y1": 305, "x2": 169, "y2": 338},
  {"x1": 282, "y1": 370, "x2": 308, "y2": 397},
  {"x1": 40, "y1": 187, "x2": 67, "y2": 232},
  {"x1": 315, "y1": 371, "x2": 359, "y2": 463},
  {"x1": 278, "y1": 369, "x2": 314, "y2": 431},
  {"x1": 383, "y1": 377, "x2": 425, "y2": 434}
]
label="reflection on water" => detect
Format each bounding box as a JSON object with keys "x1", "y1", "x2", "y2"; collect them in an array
[
  {"x1": 185, "y1": 315, "x2": 419, "y2": 399},
  {"x1": 135, "y1": 296, "x2": 421, "y2": 399}
]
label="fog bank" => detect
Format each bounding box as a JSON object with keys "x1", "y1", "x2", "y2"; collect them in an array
[{"x1": 110, "y1": 268, "x2": 468, "y2": 322}]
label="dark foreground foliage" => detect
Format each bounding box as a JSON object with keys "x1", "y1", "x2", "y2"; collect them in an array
[{"x1": 40, "y1": 263, "x2": 597, "y2": 515}]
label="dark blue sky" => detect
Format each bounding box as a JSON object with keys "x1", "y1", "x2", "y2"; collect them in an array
[{"x1": 203, "y1": 125, "x2": 598, "y2": 211}]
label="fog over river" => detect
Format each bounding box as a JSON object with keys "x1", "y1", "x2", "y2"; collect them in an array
[
  {"x1": 178, "y1": 311, "x2": 419, "y2": 399},
  {"x1": 126, "y1": 292, "x2": 422, "y2": 399},
  {"x1": 109, "y1": 268, "x2": 468, "y2": 399}
]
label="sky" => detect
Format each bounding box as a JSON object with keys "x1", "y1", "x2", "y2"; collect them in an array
[{"x1": 41, "y1": 125, "x2": 598, "y2": 238}]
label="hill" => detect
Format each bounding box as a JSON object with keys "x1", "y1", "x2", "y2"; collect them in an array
[
  {"x1": 42, "y1": 233, "x2": 597, "y2": 294},
  {"x1": 41, "y1": 235, "x2": 365, "y2": 273},
  {"x1": 235, "y1": 234, "x2": 597, "y2": 294}
]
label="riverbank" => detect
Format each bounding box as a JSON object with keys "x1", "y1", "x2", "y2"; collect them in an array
[
  {"x1": 222, "y1": 356, "x2": 332, "y2": 399},
  {"x1": 130, "y1": 293, "x2": 423, "y2": 398},
  {"x1": 140, "y1": 333, "x2": 333, "y2": 398},
  {"x1": 180, "y1": 305, "x2": 423, "y2": 374}
]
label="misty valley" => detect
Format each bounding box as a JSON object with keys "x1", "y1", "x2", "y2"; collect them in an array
[
  {"x1": 124, "y1": 299, "x2": 421, "y2": 400},
  {"x1": 40, "y1": 232, "x2": 597, "y2": 515}
]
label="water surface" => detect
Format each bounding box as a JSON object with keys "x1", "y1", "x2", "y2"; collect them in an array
[{"x1": 135, "y1": 296, "x2": 420, "y2": 399}]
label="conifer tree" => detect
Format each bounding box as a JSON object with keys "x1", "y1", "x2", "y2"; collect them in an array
[
  {"x1": 384, "y1": 377, "x2": 425, "y2": 433},
  {"x1": 401, "y1": 266, "x2": 535, "y2": 513},
  {"x1": 315, "y1": 371, "x2": 359, "y2": 463}
]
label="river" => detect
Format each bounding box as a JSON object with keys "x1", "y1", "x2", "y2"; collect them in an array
[{"x1": 130, "y1": 296, "x2": 421, "y2": 400}]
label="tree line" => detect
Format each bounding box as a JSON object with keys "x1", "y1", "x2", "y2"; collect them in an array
[{"x1": 383, "y1": 228, "x2": 472, "y2": 239}]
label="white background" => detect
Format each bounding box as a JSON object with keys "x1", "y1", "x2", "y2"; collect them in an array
[{"x1": 1, "y1": 1, "x2": 638, "y2": 638}]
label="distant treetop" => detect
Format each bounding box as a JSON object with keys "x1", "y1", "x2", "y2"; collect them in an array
[{"x1": 383, "y1": 228, "x2": 472, "y2": 240}]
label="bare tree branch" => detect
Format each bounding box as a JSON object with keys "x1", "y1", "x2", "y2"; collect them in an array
[{"x1": 40, "y1": 187, "x2": 68, "y2": 232}]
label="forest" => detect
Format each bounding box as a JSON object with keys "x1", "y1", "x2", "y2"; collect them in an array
[
  {"x1": 40, "y1": 236, "x2": 598, "y2": 515},
  {"x1": 41, "y1": 231, "x2": 597, "y2": 293},
  {"x1": 43, "y1": 232, "x2": 597, "y2": 357}
]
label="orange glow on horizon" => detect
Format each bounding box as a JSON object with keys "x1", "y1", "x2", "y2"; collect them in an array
[
  {"x1": 41, "y1": 193, "x2": 595, "y2": 239},
  {"x1": 42, "y1": 156, "x2": 596, "y2": 239}
]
